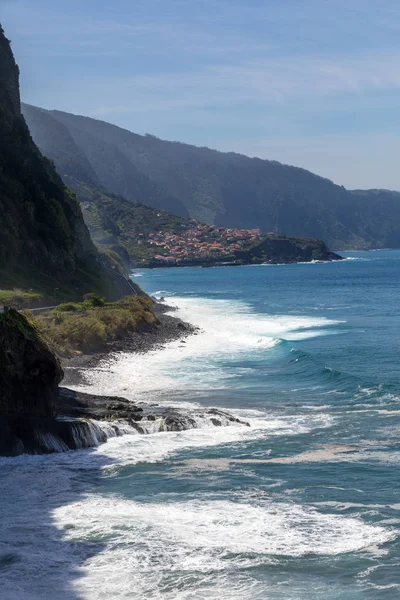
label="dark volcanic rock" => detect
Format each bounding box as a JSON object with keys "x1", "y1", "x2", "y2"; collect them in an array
[
  {"x1": 0, "y1": 309, "x2": 63, "y2": 456},
  {"x1": 58, "y1": 388, "x2": 231, "y2": 432},
  {"x1": 59, "y1": 387, "x2": 250, "y2": 435},
  {"x1": 234, "y1": 235, "x2": 342, "y2": 264},
  {"x1": 58, "y1": 387, "x2": 143, "y2": 421},
  {"x1": 206, "y1": 408, "x2": 249, "y2": 426},
  {"x1": 0, "y1": 309, "x2": 62, "y2": 418}
]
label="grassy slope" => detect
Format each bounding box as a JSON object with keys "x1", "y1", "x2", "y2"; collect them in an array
[{"x1": 32, "y1": 295, "x2": 157, "y2": 356}]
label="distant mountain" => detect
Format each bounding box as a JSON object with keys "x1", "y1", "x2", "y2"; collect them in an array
[
  {"x1": 0, "y1": 26, "x2": 126, "y2": 301},
  {"x1": 22, "y1": 104, "x2": 189, "y2": 219},
  {"x1": 22, "y1": 105, "x2": 400, "y2": 250}
]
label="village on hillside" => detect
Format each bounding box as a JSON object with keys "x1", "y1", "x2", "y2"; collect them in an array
[{"x1": 128, "y1": 221, "x2": 262, "y2": 264}]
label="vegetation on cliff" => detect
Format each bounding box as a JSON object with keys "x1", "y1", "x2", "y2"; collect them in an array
[
  {"x1": 23, "y1": 104, "x2": 400, "y2": 250},
  {"x1": 32, "y1": 294, "x2": 158, "y2": 356},
  {"x1": 76, "y1": 183, "x2": 192, "y2": 265}
]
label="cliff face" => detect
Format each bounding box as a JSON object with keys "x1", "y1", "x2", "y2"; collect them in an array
[
  {"x1": 0, "y1": 309, "x2": 62, "y2": 418},
  {"x1": 0, "y1": 26, "x2": 123, "y2": 300},
  {"x1": 0, "y1": 308, "x2": 64, "y2": 456}
]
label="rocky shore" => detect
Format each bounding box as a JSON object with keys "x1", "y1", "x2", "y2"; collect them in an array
[
  {"x1": 59, "y1": 387, "x2": 250, "y2": 434},
  {"x1": 0, "y1": 304, "x2": 250, "y2": 457},
  {"x1": 61, "y1": 301, "x2": 197, "y2": 387}
]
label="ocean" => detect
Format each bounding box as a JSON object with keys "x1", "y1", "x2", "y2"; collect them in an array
[{"x1": 1, "y1": 250, "x2": 400, "y2": 599}]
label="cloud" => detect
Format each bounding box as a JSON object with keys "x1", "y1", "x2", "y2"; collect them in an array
[
  {"x1": 71, "y1": 48, "x2": 400, "y2": 120},
  {"x1": 4, "y1": 0, "x2": 400, "y2": 190}
]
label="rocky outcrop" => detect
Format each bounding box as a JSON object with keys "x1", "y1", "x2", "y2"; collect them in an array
[
  {"x1": 0, "y1": 309, "x2": 62, "y2": 418},
  {"x1": 234, "y1": 235, "x2": 342, "y2": 264},
  {"x1": 0, "y1": 309, "x2": 248, "y2": 457},
  {"x1": 0, "y1": 383, "x2": 250, "y2": 457},
  {"x1": 58, "y1": 388, "x2": 250, "y2": 433},
  {"x1": 0, "y1": 309, "x2": 63, "y2": 455}
]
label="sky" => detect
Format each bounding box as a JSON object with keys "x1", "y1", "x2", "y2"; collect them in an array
[{"x1": 2, "y1": 0, "x2": 400, "y2": 190}]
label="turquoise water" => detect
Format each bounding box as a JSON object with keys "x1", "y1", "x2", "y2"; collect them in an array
[{"x1": 1, "y1": 251, "x2": 400, "y2": 599}]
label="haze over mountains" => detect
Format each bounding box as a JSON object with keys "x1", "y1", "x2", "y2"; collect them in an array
[{"x1": 23, "y1": 104, "x2": 400, "y2": 251}]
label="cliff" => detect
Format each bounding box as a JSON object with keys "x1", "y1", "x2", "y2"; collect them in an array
[
  {"x1": 20, "y1": 105, "x2": 343, "y2": 266},
  {"x1": 0, "y1": 26, "x2": 125, "y2": 300},
  {"x1": 0, "y1": 309, "x2": 62, "y2": 418}
]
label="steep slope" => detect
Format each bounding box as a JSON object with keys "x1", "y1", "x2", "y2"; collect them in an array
[
  {"x1": 20, "y1": 104, "x2": 195, "y2": 265},
  {"x1": 22, "y1": 103, "x2": 189, "y2": 218},
  {"x1": 22, "y1": 105, "x2": 400, "y2": 250},
  {"x1": 77, "y1": 183, "x2": 193, "y2": 266},
  {"x1": 0, "y1": 27, "x2": 125, "y2": 301}
]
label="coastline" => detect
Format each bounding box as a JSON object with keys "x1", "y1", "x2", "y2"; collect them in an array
[
  {"x1": 131, "y1": 254, "x2": 343, "y2": 269},
  {"x1": 1, "y1": 301, "x2": 226, "y2": 457},
  {"x1": 61, "y1": 301, "x2": 198, "y2": 388},
  {"x1": 51, "y1": 297, "x2": 251, "y2": 453}
]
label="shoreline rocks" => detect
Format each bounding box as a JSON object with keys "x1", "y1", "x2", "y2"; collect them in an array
[
  {"x1": 0, "y1": 309, "x2": 63, "y2": 419},
  {"x1": 59, "y1": 387, "x2": 250, "y2": 433},
  {"x1": 61, "y1": 303, "x2": 198, "y2": 387},
  {"x1": 0, "y1": 387, "x2": 250, "y2": 457},
  {"x1": 0, "y1": 304, "x2": 249, "y2": 457}
]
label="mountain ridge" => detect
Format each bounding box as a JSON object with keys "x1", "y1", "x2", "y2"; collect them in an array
[{"x1": 22, "y1": 103, "x2": 400, "y2": 250}]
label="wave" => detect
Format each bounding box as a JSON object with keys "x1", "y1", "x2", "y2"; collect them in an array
[
  {"x1": 51, "y1": 494, "x2": 395, "y2": 600},
  {"x1": 91, "y1": 409, "x2": 334, "y2": 470},
  {"x1": 73, "y1": 296, "x2": 343, "y2": 400},
  {"x1": 6, "y1": 408, "x2": 258, "y2": 458}
]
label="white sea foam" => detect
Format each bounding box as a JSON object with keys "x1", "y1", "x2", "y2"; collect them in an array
[
  {"x1": 71, "y1": 296, "x2": 342, "y2": 401},
  {"x1": 0, "y1": 412, "x2": 334, "y2": 600},
  {"x1": 92, "y1": 409, "x2": 334, "y2": 468},
  {"x1": 51, "y1": 495, "x2": 396, "y2": 600}
]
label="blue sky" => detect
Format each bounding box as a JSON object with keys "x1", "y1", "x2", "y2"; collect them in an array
[{"x1": 2, "y1": 0, "x2": 400, "y2": 189}]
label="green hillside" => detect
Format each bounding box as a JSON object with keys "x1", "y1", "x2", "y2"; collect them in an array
[{"x1": 76, "y1": 182, "x2": 193, "y2": 266}]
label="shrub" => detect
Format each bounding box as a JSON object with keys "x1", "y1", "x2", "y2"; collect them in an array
[
  {"x1": 83, "y1": 293, "x2": 106, "y2": 307},
  {"x1": 0, "y1": 288, "x2": 42, "y2": 307},
  {"x1": 39, "y1": 314, "x2": 107, "y2": 354},
  {"x1": 55, "y1": 302, "x2": 82, "y2": 313},
  {"x1": 34, "y1": 293, "x2": 157, "y2": 355}
]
